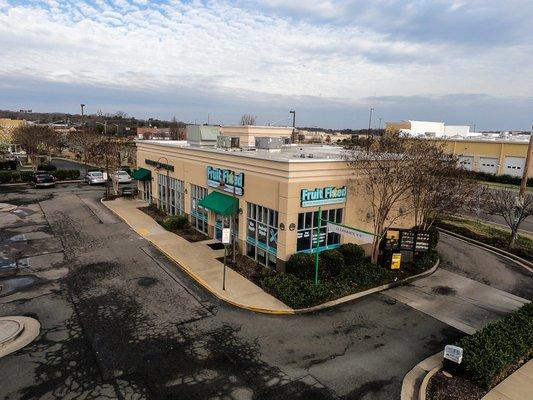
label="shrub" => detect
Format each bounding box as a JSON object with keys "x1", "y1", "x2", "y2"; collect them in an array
[
  {"x1": 319, "y1": 249, "x2": 345, "y2": 278},
  {"x1": 37, "y1": 164, "x2": 57, "y2": 172},
  {"x1": 0, "y1": 171, "x2": 13, "y2": 184},
  {"x1": 21, "y1": 171, "x2": 34, "y2": 182},
  {"x1": 260, "y1": 272, "x2": 352, "y2": 308},
  {"x1": 467, "y1": 170, "x2": 533, "y2": 187},
  {"x1": 285, "y1": 253, "x2": 316, "y2": 280},
  {"x1": 458, "y1": 302, "x2": 533, "y2": 388},
  {"x1": 53, "y1": 169, "x2": 80, "y2": 180},
  {"x1": 162, "y1": 215, "x2": 189, "y2": 231},
  {"x1": 428, "y1": 226, "x2": 439, "y2": 251},
  {"x1": 338, "y1": 243, "x2": 366, "y2": 266},
  {"x1": 411, "y1": 250, "x2": 438, "y2": 273},
  {"x1": 340, "y1": 262, "x2": 390, "y2": 289}
]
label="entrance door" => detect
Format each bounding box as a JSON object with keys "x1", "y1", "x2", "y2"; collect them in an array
[{"x1": 215, "y1": 214, "x2": 238, "y2": 242}]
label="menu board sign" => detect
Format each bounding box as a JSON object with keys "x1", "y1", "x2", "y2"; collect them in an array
[
  {"x1": 415, "y1": 231, "x2": 431, "y2": 252},
  {"x1": 384, "y1": 229, "x2": 431, "y2": 253}
]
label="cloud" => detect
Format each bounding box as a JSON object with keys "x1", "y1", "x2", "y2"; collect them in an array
[{"x1": 0, "y1": 1, "x2": 532, "y2": 129}]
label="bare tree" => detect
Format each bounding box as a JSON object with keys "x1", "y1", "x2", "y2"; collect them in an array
[
  {"x1": 483, "y1": 189, "x2": 533, "y2": 247},
  {"x1": 346, "y1": 134, "x2": 420, "y2": 262},
  {"x1": 240, "y1": 114, "x2": 257, "y2": 126},
  {"x1": 410, "y1": 140, "x2": 479, "y2": 229},
  {"x1": 346, "y1": 134, "x2": 478, "y2": 262},
  {"x1": 68, "y1": 128, "x2": 101, "y2": 173},
  {"x1": 12, "y1": 125, "x2": 58, "y2": 169}
]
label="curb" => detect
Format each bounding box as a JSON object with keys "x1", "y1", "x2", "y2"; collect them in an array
[
  {"x1": 419, "y1": 366, "x2": 440, "y2": 400},
  {"x1": 292, "y1": 259, "x2": 439, "y2": 314},
  {"x1": 0, "y1": 180, "x2": 84, "y2": 187},
  {"x1": 437, "y1": 228, "x2": 533, "y2": 272},
  {"x1": 401, "y1": 352, "x2": 442, "y2": 400},
  {"x1": 102, "y1": 198, "x2": 440, "y2": 315}
]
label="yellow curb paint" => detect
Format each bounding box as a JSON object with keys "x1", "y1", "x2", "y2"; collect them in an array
[{"x1": 137, "y1": 228, "x2": 150, "y2": 236}]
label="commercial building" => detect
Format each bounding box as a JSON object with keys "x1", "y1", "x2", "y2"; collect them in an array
[
  {"x1": 433, "y1": 135, "x2": 532, "y2": 177},
  {"x1": 134, "y1": 125, "x2": 413, "y2": 271},
  {"x1": 386, "y1": 120, "x2": 474, "y2": 138}
]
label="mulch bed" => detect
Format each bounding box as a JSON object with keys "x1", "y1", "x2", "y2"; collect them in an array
[
  {"x1": 426, "y1": 371, "x2": 487, "y2": 400},
  {"x1": 216, "y1": 255, "x2": 265, "y2": 286},
  {"x1": 139, "y1": 206, "x2": 209, "y2": 243}
]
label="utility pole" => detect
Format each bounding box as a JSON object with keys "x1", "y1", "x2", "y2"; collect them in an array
[
  {"x1": 368, "y1": 107, "x2": 374, "y2": 136},
  {"x1": 80, "y1": 104, "x2": 85, "y2": 125},
  {"x1": 519, "y1": 126, "x2": 533, "y2": 198}
]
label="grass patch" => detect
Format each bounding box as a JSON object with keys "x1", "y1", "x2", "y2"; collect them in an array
[{"x1": 436, "y1": 216, "x2": 532, "y2": 262}]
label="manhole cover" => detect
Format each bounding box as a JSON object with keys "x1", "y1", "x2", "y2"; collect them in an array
[{"x1": 0, "y1": 319, "x2": 23, "y2": 345}]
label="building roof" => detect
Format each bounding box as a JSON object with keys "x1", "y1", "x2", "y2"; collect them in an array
[{"x1": 137, "y1": 140, "x2": 347, "y2": 163}]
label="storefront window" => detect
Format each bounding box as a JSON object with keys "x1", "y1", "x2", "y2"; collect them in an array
[
  {"x1": 246, "y1": 202, "x2": 278, "y2": 269},
  {"x1": 157, "y1": 173, "x2": 184, "y2": 215},
  {"x1": 297, "y1": 208, "x2": 343, "y2": 252},
  {"x1": 190, "y1": 184, "x2": 208, "y2": 234}
]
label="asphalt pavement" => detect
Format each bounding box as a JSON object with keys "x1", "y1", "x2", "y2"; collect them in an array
[{"x1": 0, "y1": 183, "x2": 529, "y2": 400}]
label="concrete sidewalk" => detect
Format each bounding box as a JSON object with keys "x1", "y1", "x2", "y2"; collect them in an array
[
  {"x1": 482, "y1": 360, "x2": 533, "y2": 400},
  {"x1": 103, "y1": 198, "x2": 292, "y2": 313}
]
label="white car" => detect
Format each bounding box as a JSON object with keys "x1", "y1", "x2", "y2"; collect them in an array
[
  {"x1": 85, "y1": 171, "x2": 106, "y2": 185},
  {"x1": 112, "y1": 170, "x2": 132, "y2": 184}
]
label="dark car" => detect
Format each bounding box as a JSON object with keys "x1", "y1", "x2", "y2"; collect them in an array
[{"x1": 32, "y1": 172, "x2": 56, "y2": 188}]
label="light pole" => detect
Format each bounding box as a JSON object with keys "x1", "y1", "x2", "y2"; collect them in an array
[
  {"x1": 80, "y1": 104, "x2": 85, "y2": 125},
  {"x1": 156, "y1": 156, "x2": 171, "y2": 214},
  {"x1": 519, "y1": 126, "x2": 533, "y2": 198},
  {"x1": 368, "y1": 107, "x2": 374, "y2": 136},
  {"x1": 290, "y1": 110, "x2": 296, "y2": 142}
]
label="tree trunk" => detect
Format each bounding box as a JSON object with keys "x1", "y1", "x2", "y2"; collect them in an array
[
  {"x1": 371, "y1": 236, "x2": 381, "y2": 264},
  {"x1": 509, "y1": 228, "x2": 519, "y2": 248}
]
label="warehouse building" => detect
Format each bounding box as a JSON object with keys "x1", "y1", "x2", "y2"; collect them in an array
[
  {"x1": 433, "y1": 135, "x2": 532, "y2": 177},
  {"x1": 134, "y1": 125, "x2": 413, "y2": 271}
]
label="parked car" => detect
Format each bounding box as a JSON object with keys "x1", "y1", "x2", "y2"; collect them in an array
[
  {"x1": 111, "y1": 170, "x2": 132, "y2": 184},
  {"x1": 32, "y1": 172, "x2": 56, "y2": 188},
  {"x1": 85, "y1": 171, "x2": 106, "y2": 185}
]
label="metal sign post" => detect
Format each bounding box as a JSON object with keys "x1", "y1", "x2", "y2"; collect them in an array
[
  {"x1": 314, "y1": 207, "x2": 322, "y2": 285},
  {"x1": 222, "y1": 227, "x2": 231, "y2": 290}
]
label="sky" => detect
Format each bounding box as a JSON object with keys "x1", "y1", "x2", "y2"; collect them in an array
[{"x1": 1, "y1": 0, "x2": 533, "y2": 130}]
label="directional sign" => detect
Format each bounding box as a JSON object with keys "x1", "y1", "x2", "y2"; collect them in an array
[
  {"x1": 326, "y1": 222, "x2": 374, "y2": 244},
  {"x1": 444, "y1": 345, "x2": 463, "y2": 364}
]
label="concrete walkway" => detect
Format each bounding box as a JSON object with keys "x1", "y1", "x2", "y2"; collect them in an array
[
  {"x1": 386, "y1": 268, "x2": 528, "y2": 334},
  {"x1": 103, "y1": 198, "x2": 292, "y2": 313},
  {"x1": 482, "y1": 360, "x2": 533, "y2": 400}
]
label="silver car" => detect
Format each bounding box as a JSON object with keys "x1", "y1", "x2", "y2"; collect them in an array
[
  {"x1": 85, "y1": 171, "x2": 106, "y2": 185},
  {"x1": 112, "y1": 170, "x2": 132, "y2": 184}
]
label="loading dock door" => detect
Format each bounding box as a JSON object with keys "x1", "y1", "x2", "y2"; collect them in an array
[
  {"x1": 458, "y1": 156, "x2": 473, "y2": 171},
  {"x1": 503, "y1": 156, "x2": 525, "y2": 177},
  {"x1": 479, "y1": 157, "x2": 498, "y2": 174}
]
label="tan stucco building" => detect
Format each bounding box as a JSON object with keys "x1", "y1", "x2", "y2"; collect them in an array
[
  {"x1": 134, "y1": 126, "x2": 413, "y2": 271},
  {"x1": 433, "y1": 137, "x2": 532, "y2": 177}
]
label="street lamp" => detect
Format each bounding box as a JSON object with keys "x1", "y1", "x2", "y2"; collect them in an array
[
  {"x1": 156, "y1": 156, "x2": 171, "y2": 214},
  {"x1": 368, "y1": 107, "x2": 374, "y2": 135}
]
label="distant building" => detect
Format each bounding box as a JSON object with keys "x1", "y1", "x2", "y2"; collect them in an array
[
  {"x1": 434, "y1": 134, "x2": 532, "y2": 177},
  {"x1": 137, "y1": 126, "x2": 172, "y2": 140},
  {"x1": 386, "y1": 120, "x2": 474, "y2": 138}
]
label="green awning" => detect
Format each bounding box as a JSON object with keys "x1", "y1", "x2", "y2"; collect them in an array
[
  {"x1": 131, "y1": 167, "x2": 151, "y2": 181},
  {"x1": 198, "y1": 191, "x2": 238, "y2": 216}
]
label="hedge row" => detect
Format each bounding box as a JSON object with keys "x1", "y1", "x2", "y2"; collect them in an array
[
  {"x1": 161, "y1": 215, "x2": 189, "y2": 231},
  {"x1": 467, "y1": 170, "x2": 532, "y2": 187},
  {"x1": 458, "y1": 302, "x2": 533, "y2": 388},
  {"x1": 0, "y1": 169, "x2": 80, "y2": 184},
  {"x1": 260, "y1": 243, "x2": 396, "y2": 308}
]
